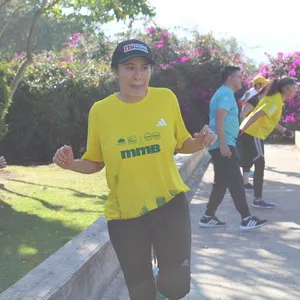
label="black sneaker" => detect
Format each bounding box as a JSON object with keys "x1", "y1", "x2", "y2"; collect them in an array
[
  {"x1": 244, "y1": 183, "x2": 254, "y2": 191},
  {"x1": 240, "y1": 216, "x2": 267, "y2": 230},
  {"x1": 199, "y1": 216, "x2": 227, "y2": 227},
  {"x1": 251, "y1": 199, "x2": 275, "y2": 209}
]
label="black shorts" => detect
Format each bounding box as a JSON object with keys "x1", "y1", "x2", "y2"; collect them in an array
[{"x1": 239, "y1": 133, "x2": 264, "y2": 168}]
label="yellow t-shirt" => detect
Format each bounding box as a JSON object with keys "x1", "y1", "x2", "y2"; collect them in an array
[
  {"x1": 240, "y1": 93, "x2": 283, "y2": 140},
  {"x1": 82, "y1": 87, "x2": 192, "y2": 220}
]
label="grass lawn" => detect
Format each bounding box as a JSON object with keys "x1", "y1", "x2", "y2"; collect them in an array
[{"x1": 0, "y1": 164, "x2": 108, "y2": 293}]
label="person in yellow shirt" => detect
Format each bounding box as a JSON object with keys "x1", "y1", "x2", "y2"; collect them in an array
[
  {"x1": 53, "y1": 39, "x2": 217, "y2": 300},
  {"x1": 239, "y1": 77, "x2": 297, "y2": 209}
]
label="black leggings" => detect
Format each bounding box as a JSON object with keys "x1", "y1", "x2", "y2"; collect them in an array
[
  {"x1": 206, "y1": 146, "x2": 251, "y2": 219},
  {"x1": 107, "y1": 193, "x2": 191, "y2": 300},
  {"x1": 240, "y1": 134, "x2": 265, "y2": 198}
]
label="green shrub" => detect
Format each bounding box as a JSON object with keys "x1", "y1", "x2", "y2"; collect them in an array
[
  {"x1": 1, "y1": 28, "x2": 253, "y2": 164},
  {"x1": 0, "y1": 62, "x2": 12, "y2": 141}
]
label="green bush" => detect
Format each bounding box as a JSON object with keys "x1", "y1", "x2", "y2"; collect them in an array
[
  {"x1": 0, "y1": 63, "x2": 11, "y2": 141},
  {"x1": 1, "y1": 28, "x2": 253, "y2": 164}
]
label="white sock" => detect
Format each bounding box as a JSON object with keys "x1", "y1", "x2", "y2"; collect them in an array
[
  {"x1": 204, "y1": 214, "x2": 212, "y2": 218},
  {"x1": 242, "y1": 216, "x2": 251, "y2": 221}
]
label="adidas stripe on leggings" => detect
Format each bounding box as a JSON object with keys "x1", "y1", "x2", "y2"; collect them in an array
[{"x1": 240, "y1": 133, "x2": 265, "y2": 198}]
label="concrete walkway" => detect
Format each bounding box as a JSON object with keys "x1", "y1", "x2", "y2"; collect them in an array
[{"x1": 102, "y1": 145, "x2": 300, "y2": 300}]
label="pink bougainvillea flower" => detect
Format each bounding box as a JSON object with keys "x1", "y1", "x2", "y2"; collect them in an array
[
  {"x1": 155, "y1": 40, "x2": 164, "y2": 48},
  {"x1": 171, "y1": 59, "x2": 180, "y2": 65},
  {"x1": 291, "y1": 59, "x2": 300, "y2": 68},
  {"x1": 277, "y1": 52, "x2": 284, "y2": 58},
  {"x1": 62, "y1": 56, "x2": 74, "y2": 62},
  {"x1": 180, "y1": 56, "x2": 189, "y2": 63},
  {"x1": 162, "y1": 32, "x2": 170, "y2": 39},
  {"x1": 72, "y1": 39, "x2": 79, "y2": 45},
  {"x1": 66, "y1": 69, "x2": 74, "y2": 76},
  {"x1": 284, "y1": 114, "x2": 296, "y2": 123},
  {"x1": 146, "y1": 27, "x2": 155, "y2": 34},
  {"x1": 72, "y1": 33, "x2": 82, "y2": 39}
]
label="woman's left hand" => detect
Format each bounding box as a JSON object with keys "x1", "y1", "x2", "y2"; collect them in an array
[{"x1": 193, "y1": 125, "x2": 218, "y2": 149}]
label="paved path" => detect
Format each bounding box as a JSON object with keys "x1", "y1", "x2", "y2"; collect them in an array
[{"x1": 101, "y1": 145, "x2": 300, "y2": 300}]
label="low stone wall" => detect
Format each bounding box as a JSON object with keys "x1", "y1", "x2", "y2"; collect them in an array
[{"x1": 295, "y1": 131, "x2": 300, "y2": 149}]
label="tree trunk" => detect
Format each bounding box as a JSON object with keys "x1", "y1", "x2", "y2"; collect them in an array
[{"x1": 9, "y1": 0, "x2": 48, "y2": 97}]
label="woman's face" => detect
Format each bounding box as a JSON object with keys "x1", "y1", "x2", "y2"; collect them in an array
[
  {"x1": 115, "y1": 57, "x2": 152, "y2": 101},
  {"x1": 282, "y1": 84, "x2": 297, "y2": 100}
]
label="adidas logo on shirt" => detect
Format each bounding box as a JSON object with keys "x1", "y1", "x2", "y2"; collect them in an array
[{"x1": 156, "y1": 118, "x2": 167, "y2": 127}]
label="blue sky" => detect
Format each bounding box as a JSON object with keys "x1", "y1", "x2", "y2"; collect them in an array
[{"x1": 102, "y1": 0, "x2": 300, "y2": 64}]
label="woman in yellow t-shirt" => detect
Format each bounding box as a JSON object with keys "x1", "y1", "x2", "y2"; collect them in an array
[
  {"x1": 239, "y1": 77, "x2": 297, "y2": 209},
  {"x1": 53, "y1": 39, "x2": 217, "y2": 300}
]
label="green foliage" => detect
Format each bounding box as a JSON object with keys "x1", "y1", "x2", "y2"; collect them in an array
[
  {"x1": 0, "y1": 62, "x2": 11, "y2": 140},
  {"x1": 55, "y1": 0, "x2": 155, "y2": 23},
  {"x1": 0, "y1": 0, "x2": 155, "y2": 59},
  {"x1": 0, "y1": 4, "x2": 88, "y2": 60},
  {"x1": 1, "y1": 26, "x2": 254, "y2": 164}
]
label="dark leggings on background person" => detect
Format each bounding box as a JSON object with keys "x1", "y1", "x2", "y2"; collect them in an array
[
  {"x1": 108, "y1": 193, "x2": 191, "y2": 300},
  {"x1": 205, "y1": 146, "x2": 251, "y2": 218},
  {"x1": 240, "y1": 133, "x2": 265, "y2": 199}
]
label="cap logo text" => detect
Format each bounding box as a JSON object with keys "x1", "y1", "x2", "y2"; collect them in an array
[{"x1": 124, "y1": 43, "x2": 148, "y2": 53}]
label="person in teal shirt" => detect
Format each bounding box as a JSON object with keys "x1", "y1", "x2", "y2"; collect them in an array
[
  {"x1": 209, "y1": 85, "x2": 239, "y2": 150},
  {"x1": 199, "y1": 66, "x2": 268, "y2": 230}
]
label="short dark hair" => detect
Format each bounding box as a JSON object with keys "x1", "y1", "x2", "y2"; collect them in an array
[{"x1": 221, "y1": 66, "x2": 241, "y2": 83}]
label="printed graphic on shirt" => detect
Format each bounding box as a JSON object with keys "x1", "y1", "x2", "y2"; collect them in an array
[
  {"x1": 268, "y1": 105, "x2": 278, "y2": 115},
  {"x1": 169, "y1": 190, "x2": 178, "y2": 196},
  {"x1": 117, "y1": 138, "x2": 126, "y2": 146},
  {"x1": 140, "y1": 206, "x2": 149, "y2": 216},
  {"x1": 120, "y1": 144, "x2": 161, "y2": 159},
  {"x1": 117, "y1": 132, "x2": 162, "y2": 146},
  {"x1": 156, "y1": 196, "x2": 167, "y2": 207}
]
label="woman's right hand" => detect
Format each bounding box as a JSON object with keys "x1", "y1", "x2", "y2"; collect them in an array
[
  {"x1": 53, "y1": 145, "x2": 74, "y2": 170},
  {"x1": 220, "y1": 144, "x2": 232, "y2": 158}
]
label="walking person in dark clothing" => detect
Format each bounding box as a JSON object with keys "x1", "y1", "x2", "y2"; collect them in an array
[{"x1": 199, "y1": 66, "x2": 268, "y2": 230}]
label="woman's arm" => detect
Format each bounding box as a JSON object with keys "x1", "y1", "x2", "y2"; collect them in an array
[
  {"x1": 53, "y1": 145, "x2": 104, "y2": 174},
  {"x1": 240, "y1": 109, "x2": 266, "y2": 132},
  {"x1": 176, "y1": 125, "x2": 217, "y2": 154}
]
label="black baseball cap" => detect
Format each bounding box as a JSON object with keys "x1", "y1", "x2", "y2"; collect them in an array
[
  {"x1": 111, "y1": 39, "x2": 155, "y2": 68},
  {"x1": 279, "y1": 77, "x2": 298, "y2": 86}
]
